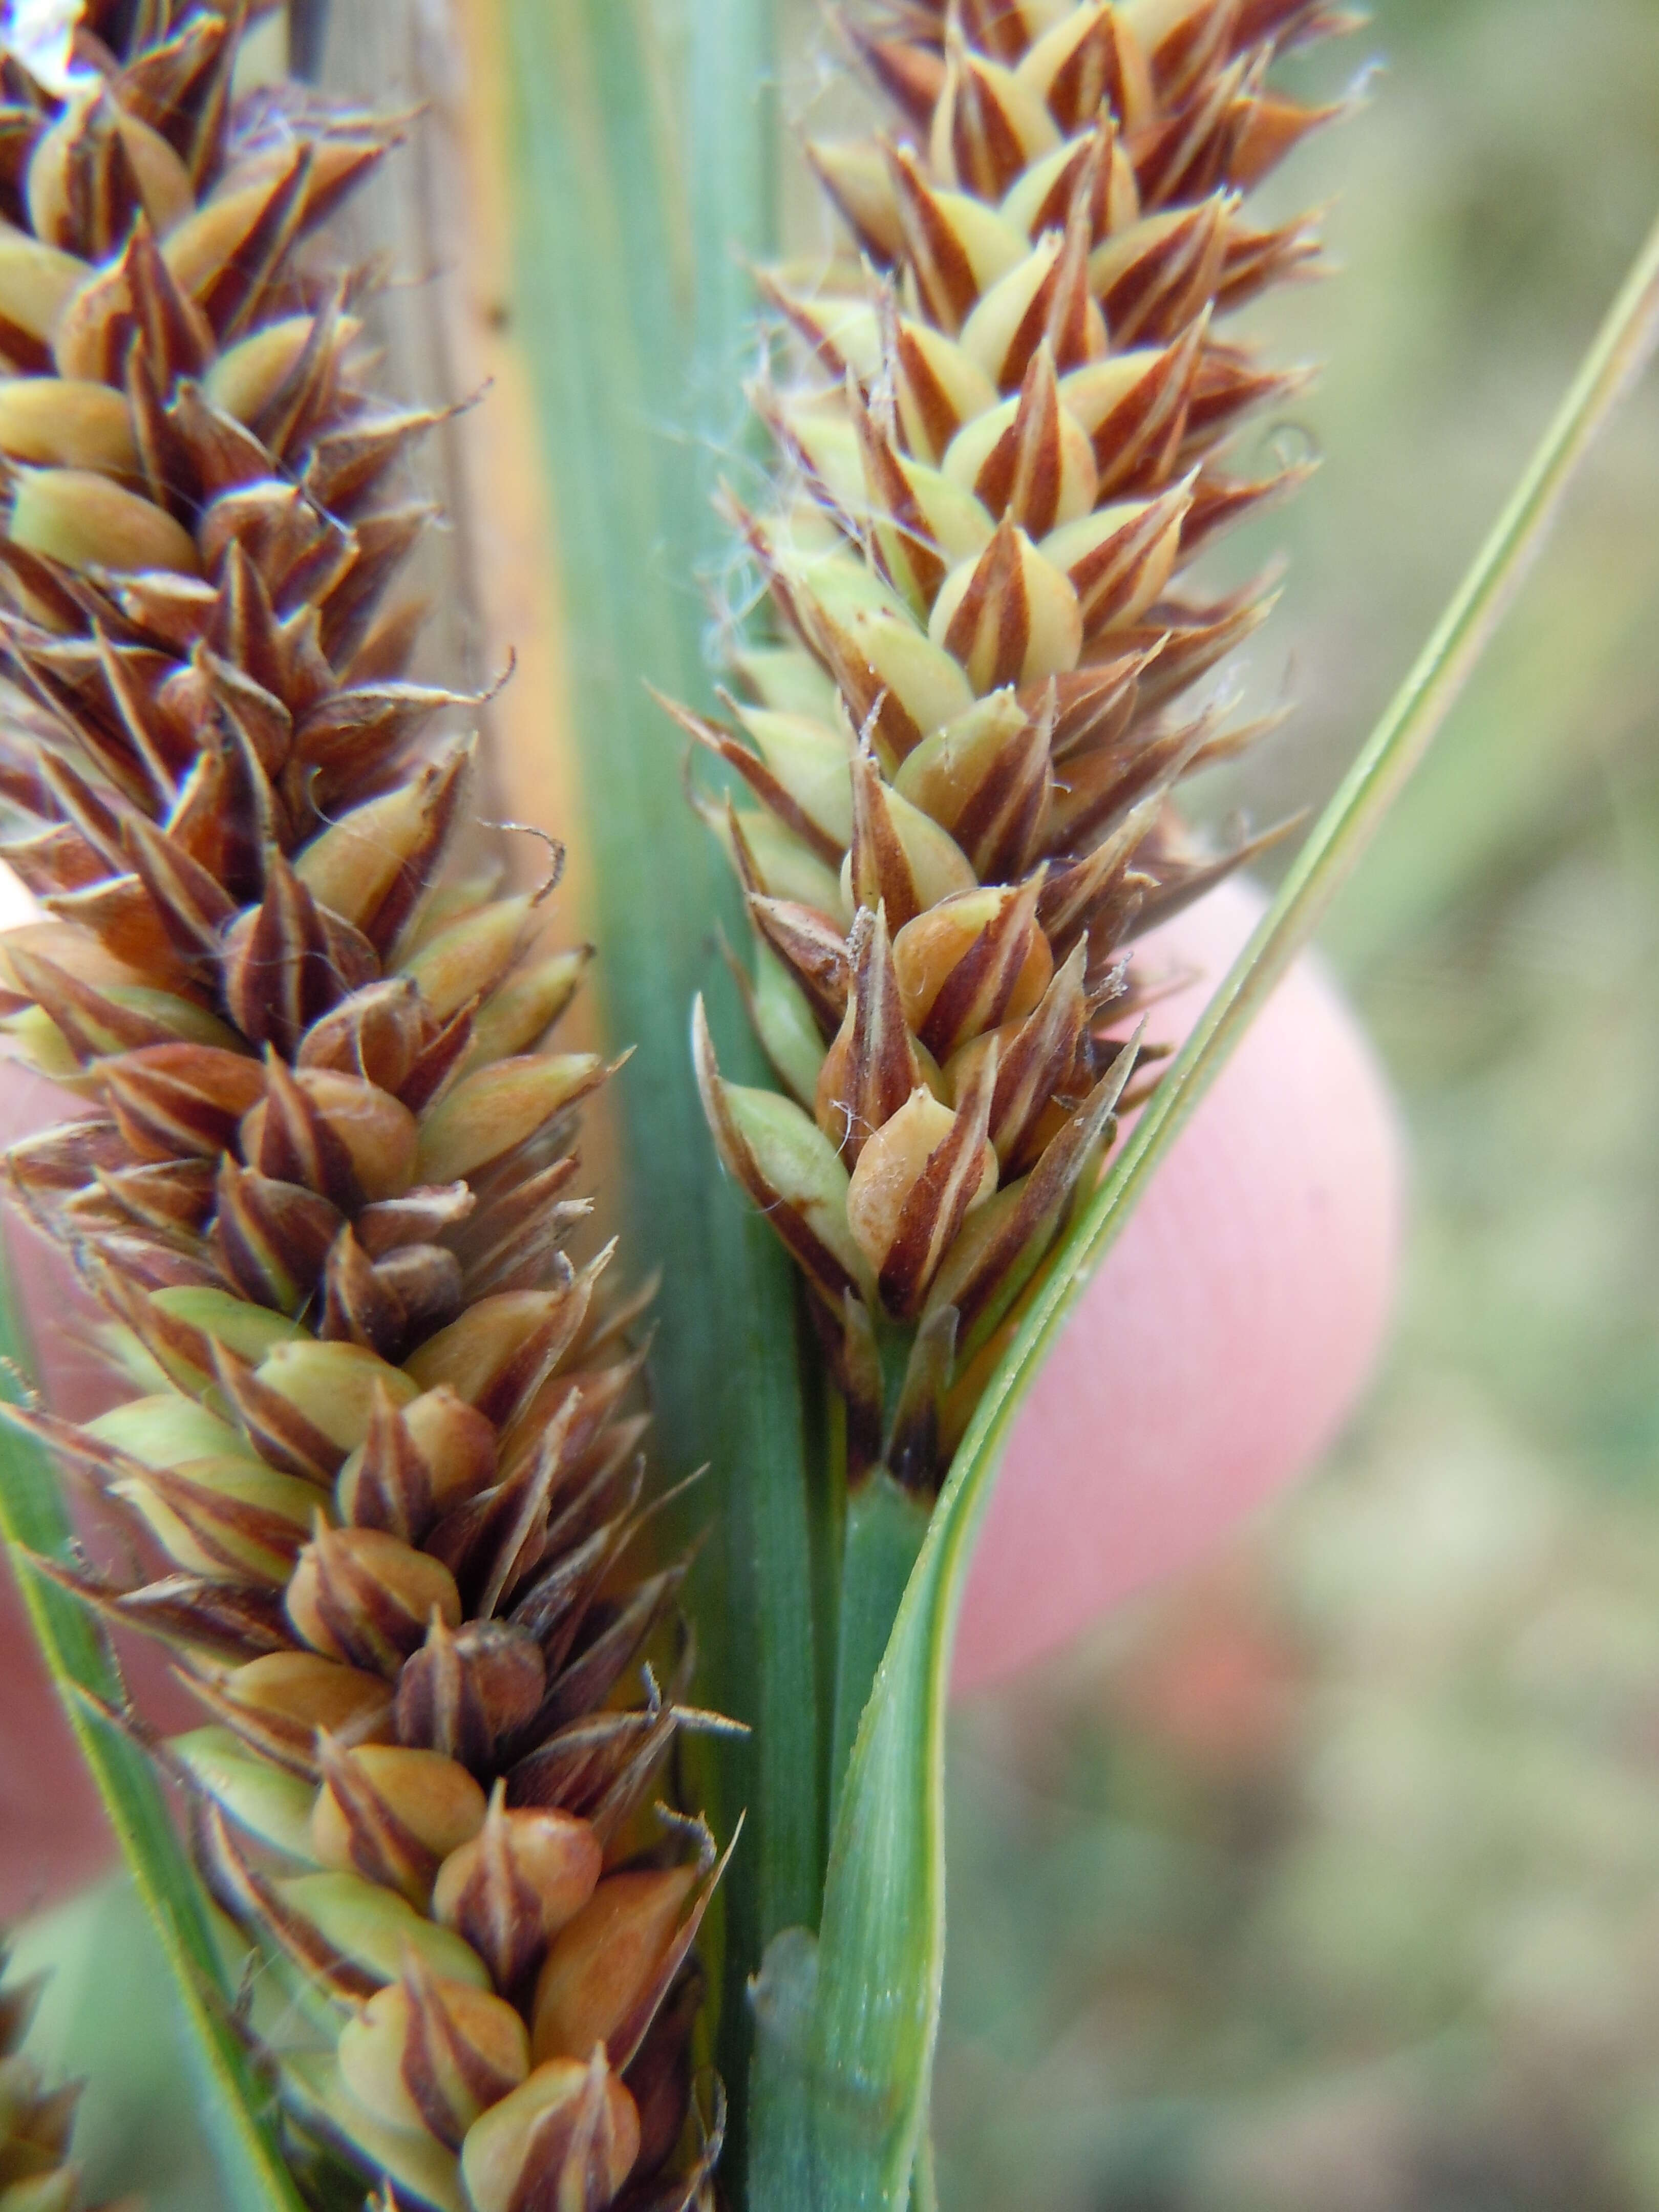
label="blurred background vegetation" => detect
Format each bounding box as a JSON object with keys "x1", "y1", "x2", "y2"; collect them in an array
[{"x1": 8, "y1": 3, "x2": 1659, "y2": 2207}]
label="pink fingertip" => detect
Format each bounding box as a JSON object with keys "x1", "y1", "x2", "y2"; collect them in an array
[{"x1": 951, "y1": 880, "x2": 1406, "y2": 1694}]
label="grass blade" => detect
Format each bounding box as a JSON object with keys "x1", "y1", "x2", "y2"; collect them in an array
[
  {"x1": 806, "y1": 204, "x2": 1659, "y2": 2211},
  {"x1": 0, "y1": 1262, "x2": 306, "y2": 2212},
  {"x1": 493, "y1": 0, "x2": 815, "y2": 2175}
]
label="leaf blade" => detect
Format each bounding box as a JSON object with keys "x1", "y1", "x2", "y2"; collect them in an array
[{"x1": 494, "y1": 0, "x2": 817, "y2": 2172}]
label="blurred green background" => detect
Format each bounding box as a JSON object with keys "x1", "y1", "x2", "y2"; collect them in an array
[
  {"x1": 934, "y1": 3, "x2": 1659, "y2": 2207},
  {"x1": 9, "y1": 4, "x2": 1659, "y2": 2207}
]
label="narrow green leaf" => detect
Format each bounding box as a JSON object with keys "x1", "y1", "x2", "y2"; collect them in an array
[
  {"x1": 495, "y1": 0, "x2": 815, "y2": 2171},
  {"x1": 0, "y1": 1264, "x2": 306, "y2": 2212},
  {"x1": 830, "y1": 1479, "x2": 929, "y2": 1825},
  {"x1": 807, "y1": 206, "x2": 1659, "y2": 2211}
]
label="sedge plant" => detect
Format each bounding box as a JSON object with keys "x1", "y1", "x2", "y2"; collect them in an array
[{"x1": 2, "y1": 3, "x2": 1658, "y2": 2211}]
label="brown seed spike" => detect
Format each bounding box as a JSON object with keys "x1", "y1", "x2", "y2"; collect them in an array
[{"x1": 0, "y1": 11, "x2": 729, "y2": 2185}]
